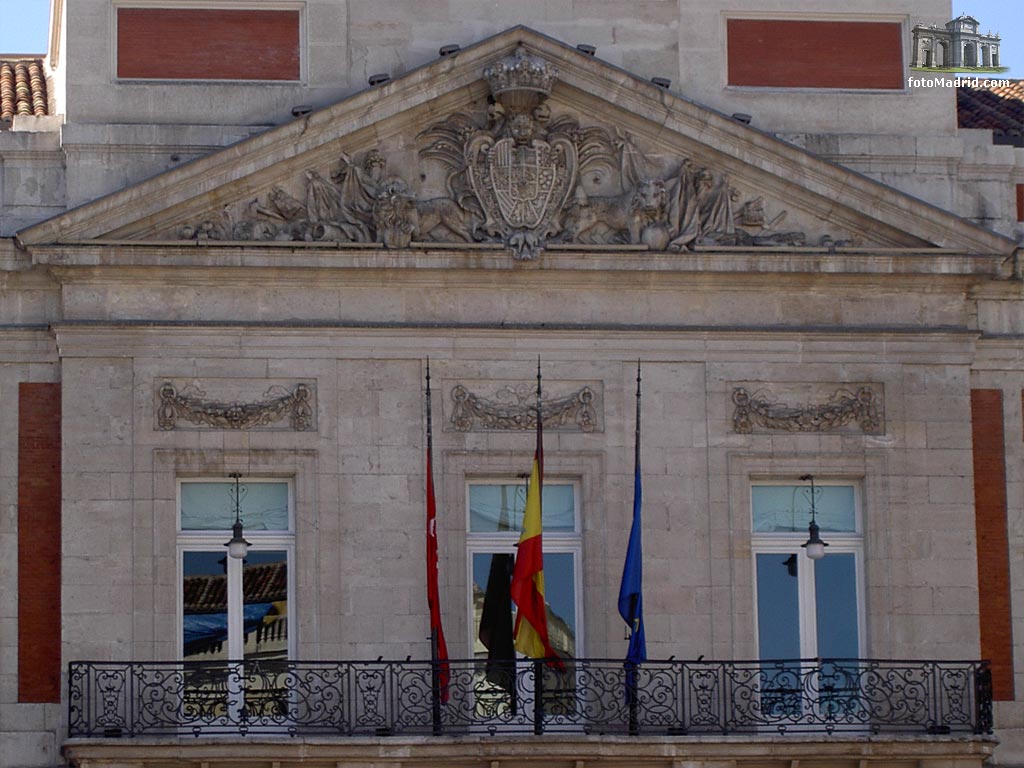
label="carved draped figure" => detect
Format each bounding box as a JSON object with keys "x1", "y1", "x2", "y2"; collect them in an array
[{"x1": 667, "y1": 159, "x2": 702, "y2": 250}]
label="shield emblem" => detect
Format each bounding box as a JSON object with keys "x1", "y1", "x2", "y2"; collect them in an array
[{"x1": 467, "y1": 133, "x2": 578, "y2": 240}]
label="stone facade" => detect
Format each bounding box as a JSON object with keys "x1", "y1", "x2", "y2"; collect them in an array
[{"x1": 2, "y1": 3, "x2": 1024, "y2": 768}]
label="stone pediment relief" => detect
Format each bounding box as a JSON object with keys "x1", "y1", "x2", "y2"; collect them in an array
[
  {"x1": 169, "y1": 46, "x2": 858, "y2": 260},
  {"x1": 19, "y1": 28, "x2": 1013, "y2": 256}
]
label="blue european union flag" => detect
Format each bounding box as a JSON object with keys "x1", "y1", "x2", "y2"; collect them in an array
[{"x1": 618, "y1": 464, "x2": 646, "y2": 666}]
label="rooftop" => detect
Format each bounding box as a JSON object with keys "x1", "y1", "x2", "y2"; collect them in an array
[
  {"x1": 0, "y1": 58, "x2": 48, "y2": 123},
  {"x1": 957, "y1": 79, "x2": 1024, "y2": 147}
]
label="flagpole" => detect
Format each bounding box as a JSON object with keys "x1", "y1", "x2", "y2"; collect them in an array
[
  {"x1": 628, "y1": 359, "x2": 641, "y2": 734},
  {"x1": 534, "y1": 357, "x2": 544, "y2": 736},
  {"x1": 631, "y1": 359, "x2": 641, "y2": 626}
]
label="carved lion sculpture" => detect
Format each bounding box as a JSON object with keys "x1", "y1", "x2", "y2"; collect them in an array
[
  {"x1": 564, "y1": 178, "x2": 670, "y2": 248},
  {"x1": 415, "y1": 197, "x2": 474, "y2": 243},
  {"x1": 373, "y1": 179, "x2": 419, "y2": 248},
  {"x1": 372, "y1": 177, "x2": 475, "y2": 247}
]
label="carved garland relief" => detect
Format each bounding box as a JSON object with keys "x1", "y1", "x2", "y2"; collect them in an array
[
  {"x1": 731, "y1": 385, "x2": 883, "y2": 434},
  {"x1": 448, "y1": 382, "x2": 600, "y2": 432},
  {"x1": 157, "y1": 382, "x2": 315, "y2": 431},
  {"x1": 175, "y1": 46, "x2": 857, "y2": 259}
]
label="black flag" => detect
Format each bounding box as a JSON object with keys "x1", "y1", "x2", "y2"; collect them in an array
[{"x1": 478, "y1": 552, "x2": 518, "y2": 713}]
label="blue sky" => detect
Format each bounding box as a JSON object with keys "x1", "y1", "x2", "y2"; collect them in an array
[{"x1": 0, "y1": 1, "x2": 1020, "y2": 74}]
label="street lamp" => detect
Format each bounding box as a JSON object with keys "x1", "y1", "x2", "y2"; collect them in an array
[
  {"x1": 799, "y1": 474, "x2": 828, "y2": 560},
  {"x1": 224, "y1": 472, "x2": 250, "y2": 560}
]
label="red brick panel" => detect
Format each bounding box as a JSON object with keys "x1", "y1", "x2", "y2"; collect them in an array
[
  {"x1": 117, "y1": 8, "x2": 300, "y2": 80},
  {"x1": 727, "y1": 19, "x2": 904, "y2": 89},
  {"x1": 1016, "y1": 184, "x2": 1024, "y2": 222},
  {"x1": 971, "y1": 389, "x2": 1013, "y2": 700},
  {"x1": 18, "y1": 383, "x2": 62, "y2": 703}
]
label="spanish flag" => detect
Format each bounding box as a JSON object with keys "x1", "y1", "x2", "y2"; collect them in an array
[{"x1": 510, "y1": 376, "x2": 562, "y2": 667}]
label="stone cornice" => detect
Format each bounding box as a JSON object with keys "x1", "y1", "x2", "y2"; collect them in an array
[
  {"x1": 49, "y1": 324, "x2": 979, "y2": 367},
  {"x1": 28, "y1": 243, "x2": 1008, "y2": 281},
  {"x1": 62, "y1": 733, "x2": 996, "y2": 768},
  {"x1": 0, "y1": 327, "x2": 58, "y2": 362}
]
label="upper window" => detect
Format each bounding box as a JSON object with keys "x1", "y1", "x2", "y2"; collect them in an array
[
  {"x1": 752, "y1": 484, "x2": 857, "y2": 534},
  {"x1": 751, "y1": 481, "x2": 863, "y2": 661},
  {"x1": 180, "y1": 480, "x2": 290, "y2": 531},
  {"x1": 116, "y1": 7, "x2": 301, "y2": 81},
  {"x1": 467, "y1": 480, "x2": 581, "y2": 660},
  {"x1": 178, "y1": 479, "x2": 294, "y2": 663}
]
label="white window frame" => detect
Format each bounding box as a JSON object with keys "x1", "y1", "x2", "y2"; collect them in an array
[
  {"x1": 176, "y1": 477, "x2": 297, "y2": 661},
  {"x1": 465, "y1": 477, "x2": 584, "y2": 660},
  {"x1": 750, "y1": 480, "x2": 866, "y2": 660}
]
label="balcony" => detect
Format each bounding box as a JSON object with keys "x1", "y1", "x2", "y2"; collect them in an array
[{"x1": 68, "y1": 658, "x2": 992, "y2": 739}]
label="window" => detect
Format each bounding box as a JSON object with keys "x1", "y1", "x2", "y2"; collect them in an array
[
  {"x1": 178, "y1": 479, "x2": 295, "y2": 663},
  {"x1": 751, "y1": 481, "x2": 864, "y2": 720},
  {"x1": 467, "y1": 480, "x2": 581, "y2": 714},
  {"x1": 751, "y1": 482, "x2": 864, "y2": 660}
]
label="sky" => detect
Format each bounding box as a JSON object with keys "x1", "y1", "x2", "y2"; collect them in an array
[{"x1": 0, "y1": 0, "x2": 1020, "y2": 73}]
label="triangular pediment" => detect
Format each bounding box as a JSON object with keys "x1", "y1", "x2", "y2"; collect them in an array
[{"x1": 16, "y1": 26, "x2": 1014, "y2": 258}]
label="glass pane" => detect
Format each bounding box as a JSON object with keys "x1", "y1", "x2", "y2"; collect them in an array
[
  {"x1": 473, "y1": 551, "x2": 517, "y2": 716},
  {"x1": 752, "y1": 485, "x2": 856, "y2": 533},
  {"x1": 181, "y1": 481, "x2": 289, "y2": 531},
  {"x1": 242, "y1": 550, "x2": 288, "y2": 662},
  {"x1": 815, "y1": 553, "x2": 859, "y2": 657},
  {"x1": 469, "y1": 483, "x2": 575, "y2": 532},
  {"x1": 472, "y1": 551, "x2": 576, "y2": 659},
  {"x1": 756, "y1": 553, "x2": 800, "y2": 659},
  {"x1": 182, "y1": 551, "x2": 229, "y2": 661}
]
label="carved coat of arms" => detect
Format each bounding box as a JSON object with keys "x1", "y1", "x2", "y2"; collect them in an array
[
  {"x1": 466, "y1": 112, "x2": 578, "y2": 247},
  {"x1": 175, "y1": 45, "x2": 844, "y2": 256},
  {"x1": 457, "y1": 46, "x2": 579, "y2": 258}
]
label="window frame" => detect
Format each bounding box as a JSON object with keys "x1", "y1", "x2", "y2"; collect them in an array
[
  {"x1": 750, "y1": 480, "x2": 866, "y2": 660},
  {"x1": 465, "y1": 477, "x2": 584, "y2": 660},
  {"x1": 176, "y1": 477, "x2": 297, "y2": 661}
]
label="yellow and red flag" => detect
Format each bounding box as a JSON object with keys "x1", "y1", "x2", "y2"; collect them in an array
[{"x1": 510, "y1": 382, "x2": 562, "y2": 668}]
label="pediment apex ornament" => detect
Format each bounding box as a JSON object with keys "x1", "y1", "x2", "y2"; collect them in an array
[
  {"x1": 174, "y1": 48, "x2": 853, "y2": 256},
  {"x1": 484, "y1": 45, "x2": 557, "y2": 106}
]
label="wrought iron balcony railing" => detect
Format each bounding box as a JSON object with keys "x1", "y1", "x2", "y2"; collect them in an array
[{"x1": 68, "y1": 658, "x2": 992, "y2": 738}]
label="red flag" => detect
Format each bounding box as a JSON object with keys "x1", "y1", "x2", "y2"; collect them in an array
[{"x1": 425, "y1": 366, "x2": 450, "y2": 702}]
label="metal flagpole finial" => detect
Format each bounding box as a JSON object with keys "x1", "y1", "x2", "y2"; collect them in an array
[{"x1": 425, "y1": 358, "x2": 433, "y2": 448}]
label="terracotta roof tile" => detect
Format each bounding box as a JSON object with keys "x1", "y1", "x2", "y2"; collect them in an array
[
  {"x1": 184, "y1": 561, "x2": 287, "y2": 613},
  {"x1": 958, "y1": 79, "x2": 1024, "y2": 146},
  {"x1": 0, "y1": 58, "x2": 48, "y2": 123}
]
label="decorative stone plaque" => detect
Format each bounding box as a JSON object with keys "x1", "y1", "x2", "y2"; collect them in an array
[
  {"x1": 446, "y1": 380, "x2": 601, "y2": 432},
  {"x1": 156, "y1": 379, "x2": 316, "y2": 432},
  {"x1": 731, "y1": 383, "x2": 883, "y2": 435}
]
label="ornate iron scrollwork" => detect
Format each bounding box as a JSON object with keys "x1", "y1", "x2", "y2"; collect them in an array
[
  {"x1": 450, "y1": 383, "x2": 597, "y2": 432},
  {"x1": 67, "y1": 657, "x2": 991, "y2": 737},
  {"x1": 157, "y1": 382, "x2": 314, "y2": 431},
  {"x1": 732, "y1": 386, "x2": 882, "y2": 434}
]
